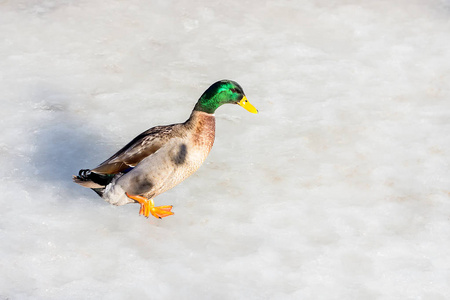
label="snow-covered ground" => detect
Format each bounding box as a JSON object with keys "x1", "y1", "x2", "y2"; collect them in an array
[{"x1": 1, "y1": 0, "x2": 449, "y2": 299}]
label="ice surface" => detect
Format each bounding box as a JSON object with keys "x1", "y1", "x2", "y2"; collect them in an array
[{"x1": 1, "y1": 0, "x2": 450, "y2": 299}]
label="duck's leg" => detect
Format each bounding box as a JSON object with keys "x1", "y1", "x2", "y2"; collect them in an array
[{"x1": 125, "y1": 193, "x2": 174, "y2": 219}]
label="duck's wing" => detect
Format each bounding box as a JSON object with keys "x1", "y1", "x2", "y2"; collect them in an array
[{"x1": 92, "y1": 124, "x2": 177, "y2": 175}]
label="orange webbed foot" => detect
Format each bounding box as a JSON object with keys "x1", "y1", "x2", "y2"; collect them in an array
[{"x1": 125, "y1": 193, "x2": 174, "y2": 219}]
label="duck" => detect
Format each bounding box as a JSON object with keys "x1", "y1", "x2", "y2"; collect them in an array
[{"x1": 73, "y1": 80, "x2": 257, "y2": 219}]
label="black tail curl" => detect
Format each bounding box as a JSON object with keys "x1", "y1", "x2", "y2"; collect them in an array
[
  {"x1": 76, "y1": 169, "x2": 115, "y2": 187},
  {"x1": 78, "y1": 169, "x2": 91, "y2": 180}
]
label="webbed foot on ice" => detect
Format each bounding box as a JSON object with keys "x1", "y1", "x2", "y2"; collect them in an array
[{"x1": 125, "y1": 193, "x2": 174, "y2": 219}]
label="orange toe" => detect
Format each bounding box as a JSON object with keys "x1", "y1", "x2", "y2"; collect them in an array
[
  {"x1": 125, "y1": 192, "x2": 174, "y2": 219},
  {"x1": 150, "y1": 205, "x2": 174, "y2": 219}
]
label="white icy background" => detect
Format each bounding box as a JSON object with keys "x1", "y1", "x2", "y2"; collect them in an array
[{"x1": 1, "y1": 0, "x2": 450, "y2": 299}]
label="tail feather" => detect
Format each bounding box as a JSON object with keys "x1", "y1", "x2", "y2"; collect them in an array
[
  {"x1": 72, "y1": 175, "x2": 105, "y2": 189},
  {"x1": 73, "y1": 169, "x2": 115, "y2": 190}
]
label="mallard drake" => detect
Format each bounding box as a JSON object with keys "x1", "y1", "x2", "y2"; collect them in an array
[{"x1": 73, "y1": 80, "x2": 257, "y2": 219}]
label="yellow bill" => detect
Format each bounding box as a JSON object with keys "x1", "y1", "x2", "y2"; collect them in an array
[{"x1": 238, "y1": 96, "x2": 258, "y2": 114}]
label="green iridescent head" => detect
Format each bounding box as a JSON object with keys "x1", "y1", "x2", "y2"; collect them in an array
[{"x1": 194, "y1": 80, "x2": 258, "y2": 114}]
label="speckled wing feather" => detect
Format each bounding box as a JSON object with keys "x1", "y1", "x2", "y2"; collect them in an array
[{"x1": 92, "y1": 124, "x2": 177, "y2": 174}]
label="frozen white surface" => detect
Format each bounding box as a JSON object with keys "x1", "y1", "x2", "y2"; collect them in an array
[{"x1": 1, "y1": 0, "x2": 450, "y2": 299}]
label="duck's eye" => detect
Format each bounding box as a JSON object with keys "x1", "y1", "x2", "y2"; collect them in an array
[{"x1": 230, "y1": 88, "x2": 238, "y2": 93}]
